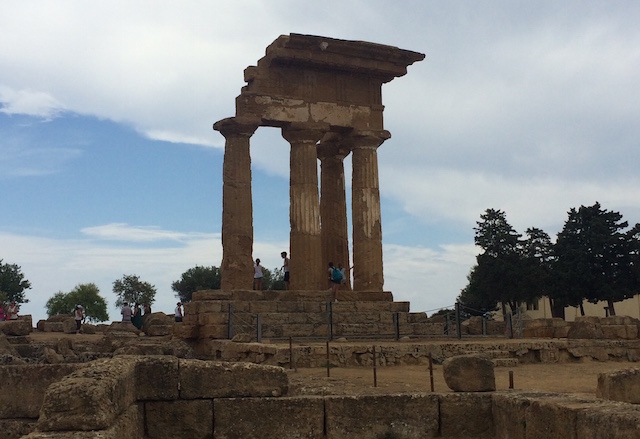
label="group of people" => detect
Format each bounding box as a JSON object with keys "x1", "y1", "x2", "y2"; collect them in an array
[
  {"x1": 120, "y1": 302, "x2": 152, "y2": 329},
  {"x1": 252, "y1": 251, "x2": 290, "y2": 291},
  {"x1": 252, "y1": 252, "x2": 349, "y2": 301},
  {"x1": 0, "y1": 301, "x2": 19, "y2": 321}
]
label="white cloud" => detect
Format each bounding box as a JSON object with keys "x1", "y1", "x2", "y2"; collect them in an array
[
  {"x1": 0, "y1": 87, "x2": 64, "y2": 119},
  {"x1": 80, "y1": 223, "x2": 218, "y2": 243}
]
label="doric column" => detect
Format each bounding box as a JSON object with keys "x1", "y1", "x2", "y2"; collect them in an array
[
  {"x1": 318, "y1": 135, "x2": 351, "y2": 290},
  {"x1": 282, "y1": 124, "x2": 327, "y2": 290},
  {"x1": 350, "y1": 130, "x2": 390, "y2": 291},
  {"x1": 213, "y1": 117, "x2": 259, "y2": 290}
]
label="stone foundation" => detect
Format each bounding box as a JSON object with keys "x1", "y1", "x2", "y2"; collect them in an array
[{"x1": 9, "y1": 355, "x2": 640, "y2": 439}]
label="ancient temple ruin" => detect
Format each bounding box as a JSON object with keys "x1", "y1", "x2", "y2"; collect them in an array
[{"x1": 214, "y1": 33, "x2": 424, "y2": 291}]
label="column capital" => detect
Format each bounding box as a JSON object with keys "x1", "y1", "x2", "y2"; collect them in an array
[
  {"x1": 349, "y1": 130, "x2": 391, "y2": 150},
  {"x1": 213, "y1": 117, "x2": 260, "y2": 138},
  {"x1": 281, "y1": 122, "x2": 329, "y2": 144},
  {"x1": 317, "y1": 133, "x2": 350, "y2": 160}
]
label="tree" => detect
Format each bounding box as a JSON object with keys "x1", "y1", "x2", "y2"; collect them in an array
[
  {"x1": 45, "y1": 283, "x2": 109, "y2": 323},
  {"x1": 550, "y1": 202, "x2": 638, "y2": 316},
  {"x1": 263, "y1": 267, "x2": 286, "y2": 291},
  {"x1": 0, "y1": 259, "x2": 31, "y2": 304},
  {"x1": 460, "y1": 209, "x2": 547, "y2": 315},
  {"x1": 171, "y1": 266, "x2": 221, "y2": 303},
  {"x1": 112, "y1": 274, "x2": 156, "y2": 308}
]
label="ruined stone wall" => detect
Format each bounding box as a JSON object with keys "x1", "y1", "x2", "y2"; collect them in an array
[{"x1": 12, "y1": 355, "x2": 640, "y2": 439}]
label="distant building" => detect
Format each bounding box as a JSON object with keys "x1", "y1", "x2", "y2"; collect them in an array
[{"x1": 495, "y1": 295, "x2": 640, "y2": 321}]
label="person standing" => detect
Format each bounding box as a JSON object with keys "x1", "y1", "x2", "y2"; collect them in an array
[
  {"x1": 132, "y1": 303, "x2": 143, "y2": 329},
  {"x1": 175, "y1": 302, "x2": 183, "y2": 323},
  {"x1": 0, "y1": 305, "x2": 5, "y2": 321},
  {"x1": 7, "y1": 301, "x2": 18, "y2": 320},
  {"x1": 121, "y1": 302, "x2": 133, "y2": 322},
  {"x1": 281, "y1": 251, "x2": 290, "y2": 290},
  {"x1": 74, "y1": 305, "x2": 84, "y2": 334},
  {"x1": 328, "y1": 262, "x2": 343, "y2": 302},
  {"x1": 253, "y1": 258, "x2": 264, "y2": 290}
]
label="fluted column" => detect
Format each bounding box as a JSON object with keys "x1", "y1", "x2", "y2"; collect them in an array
[
  {"x1": 213, "y1": 117, "x2": 258, "y2": 290},
  {"x1": 282, "y1": 125, "x2": 326, "y2": 290},
  {"x1": 350, "y1": 130, "x2": 390, "y2": 291},
  {"x1": 318, "y1": 135, "x2": 351, "y2": 290}
]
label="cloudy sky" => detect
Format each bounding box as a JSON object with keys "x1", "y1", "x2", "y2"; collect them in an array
[{"x1": 2, "y1": 1, "x2": 640, "y2": 322}]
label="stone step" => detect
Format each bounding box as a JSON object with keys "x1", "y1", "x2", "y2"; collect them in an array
[
  {"x1": 186, "y1": 300, "x2": 410, "y2": 315},
  {"x1": 192, "y1": 289, "x2": 394, "y2": 303},
  {"x1": 483, "y1": 350, "x2": 514, "y2": 359}
]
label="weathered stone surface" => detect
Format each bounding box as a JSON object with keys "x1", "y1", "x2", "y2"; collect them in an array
[
  {"x1": 0, "y1": 319, "x2": 31, "y2": 336},
  {"x1": 179, "y1": 359, "x2": 288, "y2": 398},
  {"x1": 439, "y1": 392, "x2": 494, "y2": 438},
  {"x1": 146, "y1": 400, "x2": 213, "y2": 439},
  {"x1": 214, "y1": 396, "x2": 323, "y2": 439},
  {"x1": 37, "y1": 357, "x2": 138, "y2": 431},
  {"x1": 135, "y1": 356, "x2": 179, "y2": 401},
  {"x1": 231, "y1": 333, "x2": 253, "y2": 343},
  {"x1": 0, "y1": 364, "x2": 81, "y2": 418},
  {"x1": 42, "y1": 347, "x2": 64, "y2": 364},
  {"x1": 142, "y1": 312, "x2": 174, "y2": 336},
  {"x1": 597, "y1": 367, "x2": 640, "y2": 403},
  {"x1": 568, "y1": 319, "x2": 604, "y2": 339},
  {"x1": 575, "y1": 402, "x2": 640, "y2": 439},
  {"x1": 325, "y1": 394, "x2": 439, "y2": 438},
  {"x1": 443, "y1": 354, "x2": 496, "y2": 392},
  {"x1": 0, "y1": 419, "x2": 37, "y2": 439},
  {"x1": 492, "y1": 392, "x2": 532, "y2": 439},
  {"x1": 106, "y1": 321, "x2": 142, "y2": 335}
]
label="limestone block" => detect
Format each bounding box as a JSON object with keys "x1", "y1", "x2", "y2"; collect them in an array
[
  {"x1": 43, "y1": 322, "x2": 64, "y2": 332},
  {"x1": 214, "y1": 396, "x2": 324, "y2": 439},
  {"x1": 198, "y1": 312, "x2": 229, "y2": 325},
  {"x1": 492, "y1": 392, "x2": 531, "y2": 439},
  {"x1": 407, "y1": 312, "x2": 428, "y2": 323},
  {"x1": 146, "y1": 324, "x2": 173, "y2": 336},
  {"x1": 443, "y1": 354, "x2": 496, "y2": 392},
  {"x1": 523, "y1": 326, "x2": 555, "y2": 338},
  {"x1": 36, "y1": 357, "x2": 138, "y2": 431},
  {"x1": 280, "y1": 324, "x2": 315, "y2": 337},
  {"x1": 439, "y1": 393, "x2": 494, "y2": 438},
  {"x1": 0, "y1": 364, "x2": 81, "y2": 418},
  {"x1": 332, "y1": 302, "x2": 357, "y2": 312},
  {"x1": 192, "y1": 290, "x2": 232, "y2": 300},
  {"x1": 524, "y1": 397, "x2": 583, "y2": 439},
  {"x1": 602, "y1": 324, "x2": 631, "y2": 339},
  {"x1": 61, "y1": 318, "x2": 77, "y2": 334},
  {"x1": 135, "y1": 356, "x2": 179, "y2": 401},
  {"x1": 0, "y1": 419, "x2": 37, "y2": 439},
  {"x1": 0, "y1": 319, "x2": 31, "y2": 336},
  {"x1": 553, "y1": 326, "x2": 570, "y2": 338},
  {"x1": 325, "y1": 394, "x2": 439, "y2": 438},
  {"x1": 179, "y1": 359, "x2": 288, "y2": 398},
  {"x1": 198, "y1": 324, "x2": 228, "y2": 339},
  {"x1": 195, "y1": 301, "x2": 223, "y2": 313},
  {"x1": 389, "y1": 301, "x2": 411, "y2": 312},
  {"x1": 354, "y1": 301, "x2": 388, "y2": 312},
  {"x1": 276, "y1": 301, "x2": 306, "y2": 312},
  {"x1": 567, "y1": 320, "x2": 604, "y2": 339},
  {"x1": 145, "y1": 400, "x2": 213, "y2": 439},
  {"x1": 597, "y1": 367, "x2": 640, "y2": 403},
  {"x1": 249, "y1": 301, "x2": 279, "y2": 313},
  {"x1": 575, "y1": 403, "x2": 640, "y2": 439}
]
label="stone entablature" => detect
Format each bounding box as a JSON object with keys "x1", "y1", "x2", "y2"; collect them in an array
[{"x1": 214, "y1": 34, "x2": 424, "y2": 292}]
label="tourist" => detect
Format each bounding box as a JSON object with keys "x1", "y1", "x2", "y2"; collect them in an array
[
  {"x1": 121, "y1": 302, "x2": 133, "y2": 322},
  {"x1": 0, "y1": 305, "x2": 5, "y2": 321},
  {"x1": 281, "y1": 251, "x2": 290, "y2": 290},
  {"x1": 175, "y1": 302, "x2": 183, "y2": 323},
  {"x1": 328, "y1": 262, "x2": 343, "y2": 302},
  {"x1": 7, "y1": 301, "x2": 19, "y2": 320},
  {"x1": 253, "y1": 258, "x2": 264, "y2": 291},
  {"x1": 143, "y1": 303, "x2": 151, "y2": 315},
  {"x1": 132, "y1": 303, "x2": 143, "y2": 329},
  {"x1": 74, "y1": 305, "x2": 84, "y2": 334}
]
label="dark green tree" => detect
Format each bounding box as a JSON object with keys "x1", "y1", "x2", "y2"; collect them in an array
[
  {"x1": 45, "y1": 283, "x2": 109, "y2": 322},
  {"x1": 550, "y1": 202, "x2": 638, "y2": 316},
  {"x1": 0, "y1": 259, "x2": 31, "y2": 304},
  {"x1": 112, "y1": 274, "x2": 156, "y2": 308},
  {"x1": 171, "y1": 266, "x2": 221, "y2": 303},
  {"x1": 460, "y1": 209, "x2": 547, "y2": 315}
]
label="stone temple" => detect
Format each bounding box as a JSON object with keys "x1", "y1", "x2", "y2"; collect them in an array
[{"x1": 213, "y1": 33, "x2": 425, "y2": 292}]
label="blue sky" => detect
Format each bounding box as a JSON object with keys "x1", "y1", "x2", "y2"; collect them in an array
[{"x1": 2, "y1": 1, "x2": 640, "y2": 322}]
